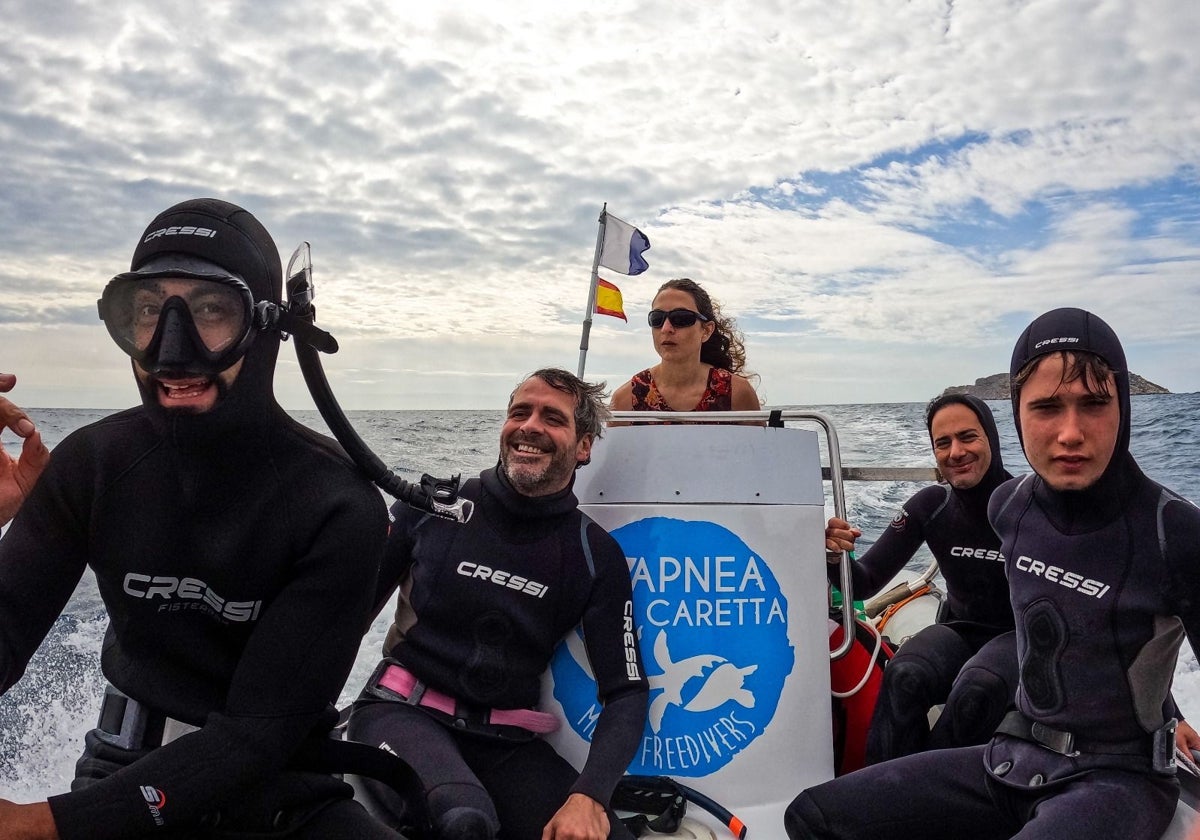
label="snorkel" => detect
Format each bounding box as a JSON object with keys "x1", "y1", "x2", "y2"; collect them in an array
[{"x1": 280, "y1": 243, "x2": 473, "y2": 524}]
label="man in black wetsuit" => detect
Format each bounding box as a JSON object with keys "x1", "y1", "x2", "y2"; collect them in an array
[
  {"x1": 0, "y1": 199, "x2": 402, "y2": 839},
  {"x1": 348, "y1": 368, "x2": 649, "y2": 840},
  {"x1": 824, "y1": 394, "x2": 1017, "y2": 763},
  {"x1": 787, "y1": 307, "x2": 1200, "y2": 840}
]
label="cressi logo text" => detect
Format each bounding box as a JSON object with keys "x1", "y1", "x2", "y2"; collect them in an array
[
  {"x1": 1015, "y1": 554, "x2": 1110, "y2": 598},
  {"x1": 123, "y1": 573, "x2": 263, "y2": 623},
  {"x1": 142, "y1": 226, "x2": 217, "y2": 242},
  {"x1": 1034, "y1": 336, "x2": 1080, "y2": 349}
]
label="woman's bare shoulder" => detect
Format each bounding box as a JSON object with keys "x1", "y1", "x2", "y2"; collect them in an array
[
  {"x1": 731, "y1": 373, "x2": 761, "y2": 410},
  {"x1": 610, "y1": 379, "x2": 634, "y2": 410}
]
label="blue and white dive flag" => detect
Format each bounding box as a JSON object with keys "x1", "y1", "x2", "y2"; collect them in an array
[{"x1": 598, "y1": 213, "x2": 651, "y2": 276}]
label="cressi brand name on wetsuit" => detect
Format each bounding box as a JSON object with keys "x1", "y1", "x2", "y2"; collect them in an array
[
  {"x1": 453, "y1": 561, "x2": 550, "y2": 598},
  {"x1": 142, "y1": 225, "x2": 219, "y2": 243},
  {"x1": 622, "y1": 600, "x2": 641, "y2": 680},
  {"x1": 121, "y1": 572, "x2": 265, "y2": 621},
  {"x1": 1011, "y1": 554, "x2": 1111, "y2": 599},
  {"x1": 1032, "y1": 336, "x2": 1080, "y2": 349},
  {"x1": 948, "y1": 546, "x2": 1005, "y2": 561}
]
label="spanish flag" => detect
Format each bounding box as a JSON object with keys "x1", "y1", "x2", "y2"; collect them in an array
[{"x1": 594, "y1": 278, "x2": 627, "y2": 322}]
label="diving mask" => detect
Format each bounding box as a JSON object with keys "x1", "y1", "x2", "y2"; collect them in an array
[{"x1": 98, "y1": 255, "x2": 259, "y2": 377}]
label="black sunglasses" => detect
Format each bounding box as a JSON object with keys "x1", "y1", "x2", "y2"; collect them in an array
[{"x1": 648, "y1": 308, "x2": 709, "y2": 329}]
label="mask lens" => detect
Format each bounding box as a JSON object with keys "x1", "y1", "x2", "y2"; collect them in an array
[
  {"x1": 107, "y1": 279, "x2": 249, "y2": 353},
  {"x1": 100, "y1": 276, "x2": 254, "y2": 372}
]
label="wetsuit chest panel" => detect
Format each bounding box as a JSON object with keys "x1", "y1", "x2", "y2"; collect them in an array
[
  {"x1": 83, "y1": 442, "x2": 313, "y2": 713},
  {"x1": 91, "y1": 452, "x2": 289, "y2": 607},
  {"x1": 1000, "y1": 480, "x2": 1176, "y2": 741},
  {"x1": 397, "y1": 505, "x2": 593, "y2": 709},
  {"x1": 915, "y1": 487, "x2": 1012, "y2": 629}
]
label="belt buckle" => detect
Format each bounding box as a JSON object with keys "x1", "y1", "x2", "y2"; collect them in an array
[
  {"x1": 94, "y1": 685, "x2": 147, "y2": 751},
  {"x1": 1154, "y1": 718, "x2": 1178, "y2": 775},
  {"x1": 365, "y1": 659, "x2": 410, "y2": 703},
  {"x1": 1031, "y1": 721, "x2": 1079, "y2": 757}
]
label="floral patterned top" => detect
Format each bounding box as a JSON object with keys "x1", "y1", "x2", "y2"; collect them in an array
[{"x1": 629, "y1": 366, "x2": 733, "y2": 412}]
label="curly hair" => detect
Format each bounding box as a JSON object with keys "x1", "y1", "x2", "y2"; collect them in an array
[
  {"x1": 510, "y1": 367, "x2": 612, "y2": 441},
  {"x1": 654, "y1": 278, "x2": 749, "y2": 375}
]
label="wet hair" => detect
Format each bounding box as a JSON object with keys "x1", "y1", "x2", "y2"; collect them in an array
[
  {"x1": 510, "y1": 367, "x2": 611, "y2": 442},
  {"x1": 655, "y1": 278, "x2": 750, "y2": 376},
  {"x1": 1012, "y1": 351, "x2": 1114, "y2": 402}
]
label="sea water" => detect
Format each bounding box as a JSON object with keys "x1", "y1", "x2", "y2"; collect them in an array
[{"x1": 2, "y1": 394, "x2": 1198, "y2": 799}]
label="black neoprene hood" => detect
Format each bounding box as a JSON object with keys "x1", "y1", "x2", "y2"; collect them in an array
[
  {"x1": 127, "y1": 198, "x2": 281, "y2": 306},
  {"x1": 1008, "y1": 306, "x2": 1131, "y2": 466},
  {"x1": 121, "y1": 198, "x2": 284, "y2": 431},
  {"x1": 925, "y1": 394, "x2": 1007, "y2": 486}
]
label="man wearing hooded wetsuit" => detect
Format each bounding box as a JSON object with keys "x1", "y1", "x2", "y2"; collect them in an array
[
  {"x1": 825, "y1": 395, "x2": 1017, "y2": 763},
  {"x1": 787, "y1": 307, "x2": 1200, "y2": 840},
  {"x1": 0, "y1": 199, "x2": 401, "y2": 839},
  {"x1": 348, "y1": 369, "x2": 649, "y2": 840}
]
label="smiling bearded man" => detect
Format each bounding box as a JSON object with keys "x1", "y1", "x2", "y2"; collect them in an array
[{"x1": 349, "y1": 368, "x2": 648, "y2": 840}]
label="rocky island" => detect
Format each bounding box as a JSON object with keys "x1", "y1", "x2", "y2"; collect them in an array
[{"x1": 942, "y1": 372, "x2": 1169, "y2": 399}]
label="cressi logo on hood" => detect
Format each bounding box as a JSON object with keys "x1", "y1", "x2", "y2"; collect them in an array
[
  {"x1": 128, "y1": 198, "x2": 281, "y2": 306},
  {"x1": 1033, "y1": 336, "x2": 1080, "y2": 350}
]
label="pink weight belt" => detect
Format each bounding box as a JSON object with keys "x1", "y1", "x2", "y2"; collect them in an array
[{"x1": 376, "y1": 663, "x2": 560, "y2": 734}]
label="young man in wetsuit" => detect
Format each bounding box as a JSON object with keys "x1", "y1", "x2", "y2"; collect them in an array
[
  {"x1": 824, "y1": 394, "x2": 1017, "y2": 763},
  {"x1": 786, "y1": 307, "x2": 1200, "y2": 840},
  {"x1": 348, "y1": 368, "x2": 649, "y2": 840},
  {"x1": 0, "y1": 372, "x2": 49, "y2": 527},
  {"x1": 0, "y1": 199, "x2": 403, "y2": 840}
]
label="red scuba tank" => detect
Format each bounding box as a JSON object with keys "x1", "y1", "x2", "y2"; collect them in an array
[{"x1": 828, "y1": 617, "x2": 894, "y2": 776}]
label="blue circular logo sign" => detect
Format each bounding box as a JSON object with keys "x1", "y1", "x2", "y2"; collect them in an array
[{"x1": 551, "y1": 517, "x2": 794, "y2": 777}]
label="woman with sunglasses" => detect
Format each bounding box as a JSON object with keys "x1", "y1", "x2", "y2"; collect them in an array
[{"x1": 611, "y1": 278, "x2": 760, "y2": 414}]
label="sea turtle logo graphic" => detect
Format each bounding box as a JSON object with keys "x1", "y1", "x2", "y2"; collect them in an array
[
  {"x1": 646, "y1": 629, "x2": 757, "y2": 733},
  {"x1": 551, "y1": 517, "x2": 794, "y2": 777}
]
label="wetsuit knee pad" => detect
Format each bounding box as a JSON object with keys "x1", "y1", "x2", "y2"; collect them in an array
[
  {"x1": 879, "y1": 653, "x2": 943, "y2": 715},
  {"x1": 936, "y1": 665, "x2": 1014, "y2": 746},
  {"x1": 785, "y1": 790, "x2": 836, "y2": 840},
  {"x1": 436, "y1": 805, "x2": 499, "y2": 840}
]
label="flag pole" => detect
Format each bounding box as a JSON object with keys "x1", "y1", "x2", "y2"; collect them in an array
[{"x1": 577, "y1": 203, "x2": 607, "y2": 377}]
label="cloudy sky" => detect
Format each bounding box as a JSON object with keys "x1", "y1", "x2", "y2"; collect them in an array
[{"x1": 1, "y1": 0, "x2": 1197, "y2": 411}]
